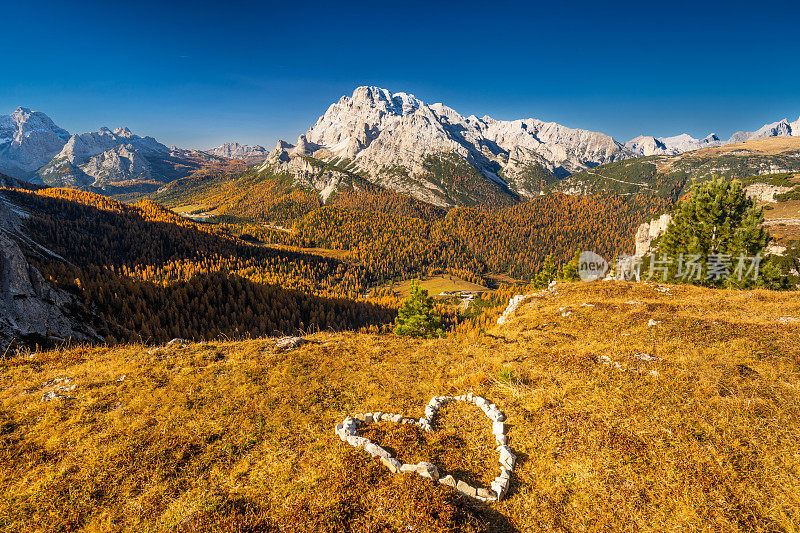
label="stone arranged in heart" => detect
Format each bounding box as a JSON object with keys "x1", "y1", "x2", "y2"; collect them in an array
[{"x1": 335, "y1": 393, "x2": 515, "y2": 502}]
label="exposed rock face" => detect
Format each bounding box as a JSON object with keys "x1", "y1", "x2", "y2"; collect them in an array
[
  {"x1": 745, "y1": 183, "x2": 793, "y2": 203},
  {"x1": 207, "y1": 142, "x2": 269, "y2": 162},
  {"x1": 729, "y1": 117, "x2": 800, "y2": 144},
  {"x1": 0, "y1": 107, "x2": 71, "y2": 177},
  {"x1": 0, "y1": 107, "x2": 241, "y2": 193},
  {"x1": 0, "y1": 201, "x2": 99, "y2": 350},
  {"x1": 625, "y1": 133, "x2": 722, "y2": 156},
  {"x1": 264, "y1": 86, "x2": 633, "y2": 206},
  {"x1": 635, "y1": 213, "x2": 673, "y2": 257},
  {"x1": 36, "y1": 127, "x2": 169, "y2": 188}
]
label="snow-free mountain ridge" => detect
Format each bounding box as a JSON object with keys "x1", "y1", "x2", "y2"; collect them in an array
[
  {"x1": 208, "y1": 142, "x2": 269, "y2": 161},
  {"x1": 0, "y1": 107, "x2": 241, "y2": 193}
]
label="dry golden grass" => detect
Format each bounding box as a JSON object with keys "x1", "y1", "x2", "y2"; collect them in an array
[
  {"x1": 1, "y1": 281, "x2": 799, "y2": 532},
  {"x1": 390, "y1": 276, "x2": 489, "y2": 298}
]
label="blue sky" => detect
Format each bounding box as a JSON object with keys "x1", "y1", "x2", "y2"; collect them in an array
[{"x1": 2, "y1": 0, "x2": 799, "y2": 148}]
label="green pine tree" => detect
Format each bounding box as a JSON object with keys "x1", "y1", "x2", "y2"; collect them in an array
[
  {"x1": 534, "y1": 254, "x2": 559, "y2": 288},
  {"x1": 559, "y1": 250, "x2": 582, "y2": 281},
  {"x1": 393, "y1": 280, "x2": 444, "y2": 338},
  {"x1": 656, "y1": 178, "x2": 782, "y2": 288}
]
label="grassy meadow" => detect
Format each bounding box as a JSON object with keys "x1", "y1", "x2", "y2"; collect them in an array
[{"x1": 1, "y1": 281, "x2": 799, "y2": 532}]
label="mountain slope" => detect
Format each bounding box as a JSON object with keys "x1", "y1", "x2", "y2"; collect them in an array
[
  {"x1": 2, "y1": 281, "x2": 798, "y2": 531},
  {"x1": 551, "y1": 136, "x2": 800, "y2": 198},
  {"x1": 0, "y1": 107, "x2": 71, "y2": 177}
]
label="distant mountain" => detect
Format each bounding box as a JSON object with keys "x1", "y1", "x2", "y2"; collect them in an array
[
  {"x1": 261, "y1": 86, "x2": 633, "y2": 207},
  {"x1": 208, "y1": 142, "x2": 269, "y2": 163},
  {"x1": 626, "y1": 116, "x2": 800, "y2": 156},
  {"x1": 625, "y1": 133, "x2": 722, "y2": 156},
  {"x1": 0, "y1": 107, "x2": 245, "y2": 196},
  {"x1": 0, "y1": 107, "x2": 71, "y2": 177},
  {"x1": 36, "y1": 126, "x2": 171, "y2": 188},
  {"x1": 728, "y1": 117, "x2": 800, "y2": 144}
]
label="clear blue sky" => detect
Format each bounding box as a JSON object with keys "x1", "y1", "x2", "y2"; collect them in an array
[{"x1": 3, "y1": 0, "x2": 799, "y2": 149}]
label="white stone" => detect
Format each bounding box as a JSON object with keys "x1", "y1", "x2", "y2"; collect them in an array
[
  {"x1": 416, "y1": 462, "x2": 439, "y2": 480},
  {"x1": 492, "y1": 421, "x2": 505, "y2": 437},
  {"x1": 364, "y1": 443, "x2": 391, "y2": 459},
  {"x1": 498, "y1": 445, "x2": 516, "y2": 470},
  {"x1": 438, "y1": 474, "x2": 457, "y2": 487},
  {"x1": 381, "y1": 456, "x2": 401, "y2": 473},
  {"x1": 346, "y1": 435, "x2": 370, "y2": 447}
]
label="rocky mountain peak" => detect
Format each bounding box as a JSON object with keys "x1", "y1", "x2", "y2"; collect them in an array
[
  {"x1": 267, "y1": 86, "x2": 632, "y2": 206},
  {"x1": 207, "y1": 142, "x2": 269, "y2": 161}
]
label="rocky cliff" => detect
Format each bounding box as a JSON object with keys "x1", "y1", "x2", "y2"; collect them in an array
[
  {"x1": 0, "y1": 199, "x2": 99, "y2": 350},
  {"x1": 634, "y1": 213, "x2": 673, "y2": 257}
]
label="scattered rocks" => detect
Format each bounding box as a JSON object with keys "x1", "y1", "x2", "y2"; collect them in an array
[
  {"x1": 598, "y1": 354, "x2": 660, "y2": 377},
  {"x1": 634, "y1": 353, "x2": 662, "y2": 362},
  {"x1": 274, "y1": 336, "x2": 307, "y2": 352},
  {"x1": 166, "y1": 338, "x2": 188, "y2": 347},
  {"x1": 336, "y1": 394, "x2": 514, "y2": 502},
  {"x1": 41, "y1": 390, "x2": 73, "y2": 402},
  {"x1": 497, "y1": 294, "x2": 532, "y2": 325}
]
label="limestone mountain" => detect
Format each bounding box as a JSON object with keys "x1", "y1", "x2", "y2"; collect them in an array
[
  {"x1": 208, "y1": 142, "x2": 269, "y2": 163},
  {"x1": 626, "y1": 116, "x2": 800, "y2": 157},
  {"x1": 0, "y1": 107, "x2": 245, "y2": 197},
  {"x1": 261, "y1": 86, "x2": 633, "y2": 207},
  {"x1": 0, "y1": 107, "x2": 71, "y2": 177},
  {"x1": 729, "y1": 117, "x2": 800, "y2": 144},
  {"x1": 625, "y1": 133, "x2": 722, "y2": 156}
]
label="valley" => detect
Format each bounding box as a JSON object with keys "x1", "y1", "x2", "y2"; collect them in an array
[{"x1": 2, "y1": 86, "x2": 800, "y2": 533}]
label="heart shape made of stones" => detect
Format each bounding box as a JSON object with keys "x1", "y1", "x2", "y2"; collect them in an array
[{"x1": 335, "y1": 393, "x2": 515, "y2": 502}]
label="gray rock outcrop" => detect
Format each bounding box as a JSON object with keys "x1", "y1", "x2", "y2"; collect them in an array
[
  {"x1": 634, "y1": 213, "x2": 673, "y2": 257},
  {"x1": 0, "y1": 201, "x2": 99, "y2": 350}
]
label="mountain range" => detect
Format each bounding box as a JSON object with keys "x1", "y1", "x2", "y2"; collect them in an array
[
  {"x1": 0, "y1": 108, "x2": 243, "y2": 195},
  {"x1": 255, "y1": 87, "x2": 800, "y2": 206},
  {"x1": 2, "y1": 90, "x2": 799, "y2": 205}
]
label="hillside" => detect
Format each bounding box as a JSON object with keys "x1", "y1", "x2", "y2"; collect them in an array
[
  {"x1": 551, "y1": 137, "x2": 800, "y2": 199},
  {"x1": 0, "y1": 186, "x2": 398, "y2": 349},
  {"x1": 152, "y1": 166, "x2": 671, "y2": 282},
  {"x1": 2, "y1": 281, "x2": 798, "y2": 531}
]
